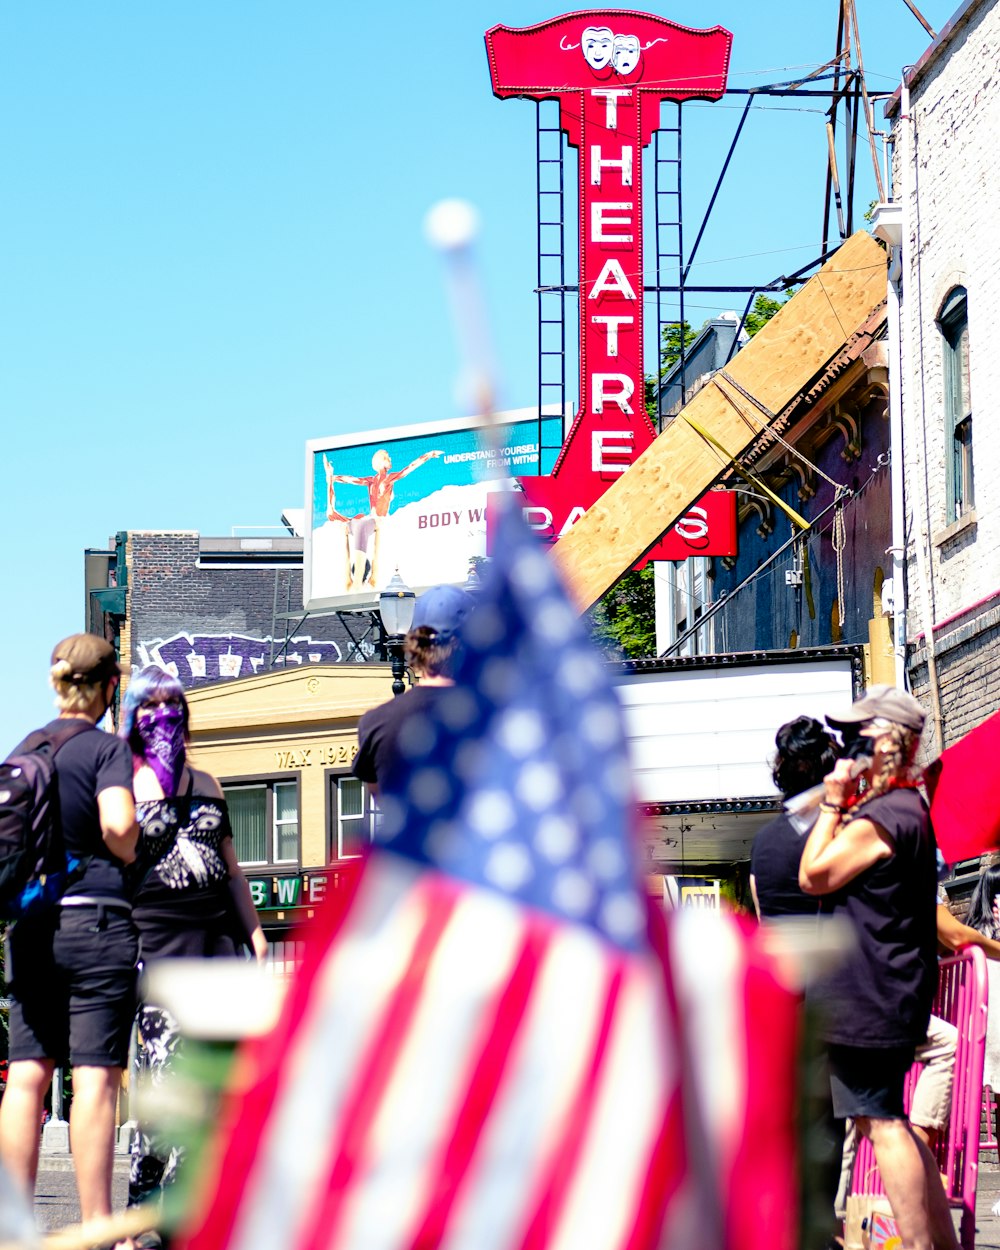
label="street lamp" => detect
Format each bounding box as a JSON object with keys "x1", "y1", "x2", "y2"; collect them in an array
[
  {"x1": 378, "y1": 569, "x2": 416, "y2": 696},
  {"x1": 464, "y1": 561, "x2": 484, "y2": 595}
]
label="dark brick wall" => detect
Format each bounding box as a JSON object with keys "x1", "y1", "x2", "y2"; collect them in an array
[{"x1": 126, "y1": 531, "x2": 375, "y2": 688}]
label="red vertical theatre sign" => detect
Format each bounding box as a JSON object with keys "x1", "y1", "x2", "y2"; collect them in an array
[{"x1": 485, "y1": 11, "x2": 736, "y2": 559}]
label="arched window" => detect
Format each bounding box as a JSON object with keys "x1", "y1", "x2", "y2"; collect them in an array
[{"x1": 938, "y1": 287, "x2": 974, "y2": 521}]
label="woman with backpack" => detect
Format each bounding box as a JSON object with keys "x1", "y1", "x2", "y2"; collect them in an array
[
  {"x1": 118, "y1": 665, "x2": 265, "y2": 1248},
  {"x1": 0, "y1": 634, "x2": 139, "y2": 1241}
]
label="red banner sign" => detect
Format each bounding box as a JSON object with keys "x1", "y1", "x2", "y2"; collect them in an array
[
  {"x1": 485, "y1": 11, "x2": 734, "y2": 554},
  {"x1": 494, "y1": 488, "x2": 737, "y2": 562}
]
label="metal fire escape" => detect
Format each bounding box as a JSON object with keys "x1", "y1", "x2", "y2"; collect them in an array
[
  {"x1": 535, "y1": 99, "x2": 568, "y2": 474},
  {"x1": 654, "y1": 103, "x2": 685, "y2": 419}
]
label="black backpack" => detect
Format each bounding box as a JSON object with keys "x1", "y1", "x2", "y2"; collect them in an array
[{"x1": 0, "y1": 720, "x2": 94, "y2": 919}]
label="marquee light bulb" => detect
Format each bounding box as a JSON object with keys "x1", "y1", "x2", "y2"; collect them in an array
[{"x1": 424, "y1": 199, "x2": 480, "y2": 251}]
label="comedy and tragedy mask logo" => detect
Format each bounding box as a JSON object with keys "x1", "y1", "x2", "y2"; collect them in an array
[{"x1": 570, "y1": 26, "x2": 666, "y2": 79}]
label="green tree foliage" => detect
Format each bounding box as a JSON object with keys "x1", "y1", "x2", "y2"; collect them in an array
[
  {"x1": 589, "y1": 564, "x2": 657, "y2": 660},
  {"x1": 658, "y1": 320, "x2": 697, "y2": 373},
  {"x1": 743, "y1": 291, "x2": 792, "y2": 338},
  {"x1": 644, "y1": 320, "x2": 696, "y2": 422},
  {"x1": 598, "y1": 296, "x2": 791, "y2": 659}
]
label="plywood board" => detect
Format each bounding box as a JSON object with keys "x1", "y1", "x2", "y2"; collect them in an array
[{"x1": 553, "y1": 230, "x2": 887, "y2": 610}]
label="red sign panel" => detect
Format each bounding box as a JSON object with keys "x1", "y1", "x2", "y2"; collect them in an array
[
  {"x1": 634, "y1": 490, "x2": 736, "y2": 564},
  {"x1": 485, "y1": 11, "x2": 734, "y2": 555},
  {"x1": 494, "y1": 488, "x2": 737, "y2": 562}
]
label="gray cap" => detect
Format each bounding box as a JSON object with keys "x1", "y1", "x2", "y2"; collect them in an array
[{"x1": 826, "y1": 684, "x2": 926, "y2": 734}]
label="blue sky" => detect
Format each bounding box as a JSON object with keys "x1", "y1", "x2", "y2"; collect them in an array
[{"x1": 0, "y1": 1, "x2": 953, "y2": 745}]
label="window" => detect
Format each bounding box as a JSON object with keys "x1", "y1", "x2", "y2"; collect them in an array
[
  {"x1": 224, "y1": 780, "x2": 300, "y2": 866},
  {"x1": 939, "y1": 287, "x2": 974, "y2": 522},
  {"x1": 328, "y1": 775, "x2": 375, "y2": 862},
  {"x1": 654, "y1": 557, "x2": 714, "y2": 657}
]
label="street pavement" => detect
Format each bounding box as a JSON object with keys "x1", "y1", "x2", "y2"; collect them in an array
[
  {"x1": 34, "y1": 1155, "x2": 129, "y2": 1234},
  {"x1": 972, "y1": 1162, "x2": 1000, "y2": 1250},
  {"x1": 32, "y1": 1152, "x2": 1000, "y2": 1246}
]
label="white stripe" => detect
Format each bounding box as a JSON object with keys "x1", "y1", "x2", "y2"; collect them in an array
[
  {"x1": 330, "y1": 888, "x2": 529, "y2": 1250},
  {"x1": 439, "y1": 923, "x2": 612, "y2": 1250},
  {"x1": 669, "y1": 910, "x2": 746, "y2": 1186},
  {"x1": 227, "y1": 856, "x2": 429, "y2": 1250},
  {"x1": 549, "y1": 957, "x2": 676, "y2": 1250}
]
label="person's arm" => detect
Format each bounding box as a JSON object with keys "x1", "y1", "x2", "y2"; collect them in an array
[
  {"x1": 98, "y1": 787, "x2": 139, "y2": 864},
  {"x1": 936, "y1": 902, "x2": 1000, "y2": 960},
  {"x1": 187, "y1": 766, "x2": 223, "y2": 799},
  {"x1": 798, "y1": 811, "x2": 892, "y2": 894},
  {"x1": 190, "y1": 766, "x2": 268, "y2": 962},
  {"x1": 749, "y1": 873, "x2": 762, "y2": 921},
  {"x1": 391, "y1": 450, "x2": 443, "y2": 482},
  {"x1": 798, "y1": 756, "x2": 893, "y2": 895},
  {"x1": 221, "y1": 838, "x2": 268, "y2": 963},
  {"x1": 325, "y1": 452, "x2": 371, "y2": 487}
]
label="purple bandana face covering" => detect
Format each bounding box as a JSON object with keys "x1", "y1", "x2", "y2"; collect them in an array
[{"x1": 136, "y1": 703, "x2": 186, "y2": 796}]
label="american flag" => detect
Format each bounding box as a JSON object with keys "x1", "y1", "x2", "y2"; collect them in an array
[{"x1": 177, "y1": 499, "x2": 797, "y2": 1250}]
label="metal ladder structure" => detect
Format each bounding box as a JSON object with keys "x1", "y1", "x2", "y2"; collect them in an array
[
  {"x1": 654, "y1": 103, "x2": 685, "y2": 424},
  {"x1": 535, "y1": 99, "x2": 568, "y2": 474}
]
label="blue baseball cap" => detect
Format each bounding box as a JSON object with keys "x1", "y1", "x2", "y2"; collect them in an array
[{"x1": 410, "y1": 585, "x2": 475, "y2": 641}]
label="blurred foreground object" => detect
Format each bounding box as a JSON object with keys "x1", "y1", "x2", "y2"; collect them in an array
[
  {"x1": 0, "y1": 1157, "x2": 39, "y2": 1249},
  {"x1": 925, "y1": 708, "x2": 1000, "y2": 863},
  {"x1": 176, "y1": 496, "x2": 799, "y2": 1250}
]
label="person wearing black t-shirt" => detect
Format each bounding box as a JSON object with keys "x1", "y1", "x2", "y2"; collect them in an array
[
  {"x1": 750, "y1": 716, "x2": 837, "y2": 920},
  {"x1": 799, "y1": 686, "x2": 956, "y2": 1250},
  {"x1": 352, "y1": 584, "x2": 475, "y2": 794},
  {"x1": 119, "y1": 665, "x2": 266, "y2": 1236},
  {"x1": 0, "y1": 634, "x2": 139, "y2": 1234}
]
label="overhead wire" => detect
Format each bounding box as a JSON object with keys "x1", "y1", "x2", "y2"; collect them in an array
[{"x1": 660, "y1": 460, "x2": 885, "y2": 659}]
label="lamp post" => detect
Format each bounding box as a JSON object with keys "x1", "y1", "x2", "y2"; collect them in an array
[
  {"x1": 464, "y1": 561, "x2": 484, "y2": 596},
  {"x1": 378, "y1": 569, "x2": 416, "y2": 696}
]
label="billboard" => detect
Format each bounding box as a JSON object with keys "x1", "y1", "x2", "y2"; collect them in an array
[{"x1": 303, "y1": 408, "x2": 564, "y2": 611}]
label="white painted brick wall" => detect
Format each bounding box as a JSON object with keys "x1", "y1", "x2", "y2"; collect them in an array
[
  {"x1": 891, "y1": 0, "x2": 1000, "y2": 742},
  {"x1": 896, "y1": 0, "x2": 1000, "y2": 615}
]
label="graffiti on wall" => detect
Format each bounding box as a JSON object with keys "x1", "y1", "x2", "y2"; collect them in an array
[{"x1": 136, "y1": 632, "x2": 372, "y2": 683}]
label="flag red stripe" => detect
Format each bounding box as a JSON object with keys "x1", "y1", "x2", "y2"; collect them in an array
[
  {"x1": 177, "y1": 861, "x2": 365, "y2": 1250},
  {"x1": 620, "y1": 903, "x2": 693, "y2": 1250},
  {"x1": 513, "y1": 958, "x2": 625, "y2": 1250},
  {"x1": 297, "y1": 876, "x2": 461, "y2": 1250},
  {"x1": 727, "y1": 941, "x2": 799, "y2": 1250},
  {"x1": 403, "y1": 915, "x2": 551, "y2": 1249},
  {"x1": 621, "y1": 1087, "x2": 688, "y2": 1250}
]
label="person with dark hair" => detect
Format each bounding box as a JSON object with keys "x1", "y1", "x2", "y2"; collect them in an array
[
  {"x1": 799, "y1": 685, "x2": 957, "y2": 1250},
  {"x1": 119, "y1": 666, "x2": 266, "y2": 1243},
  {"x1": 964, "y1": 863, "x2": 1000, "y2": 945},
  {"x1": 750, "y1": 716, "x2": 839, "y2": 919},
  {"x1": 0, "y1": 635, "x2": 139, "y2": 1241},
  {"x1": 352, "y1": 584, "x2": 474, "y2": 793}
]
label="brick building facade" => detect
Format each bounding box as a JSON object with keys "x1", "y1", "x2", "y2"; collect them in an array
[
  {"x1": 87, "y1": 529, "x2": 378, "y2": 690},
  {"x1": 886, "y1": 0, "x2": 1000, "y2": 752},
  {"x1": 86, "y1": 529, "x2": 394, "y2": 947}
]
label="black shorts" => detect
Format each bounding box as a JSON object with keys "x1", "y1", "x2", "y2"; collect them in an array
[
  {"x1": 827, "y1": 1042, "x2": 916, "y2": 1120},
  {"x1": 6, "y1": 905, "x2": 139, "y2": 1068}
]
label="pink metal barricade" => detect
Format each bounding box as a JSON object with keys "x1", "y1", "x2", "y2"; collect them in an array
[
  {"x1": 850, "y1": 946, "x2": 989, "y2": 1249},
  {"x1": 981, "y1": 1086, "x2": 998, "y2": 1159}
]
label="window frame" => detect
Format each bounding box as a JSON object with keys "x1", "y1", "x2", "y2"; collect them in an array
[
  {"x1": 221, "y1": 774, "x2": 302, "y2": 869},
  {"x1": 326, "y1": 769, "x2": 375, "y2": 864},
  {"x1": 938, "y1": 286, "x2": 973, "y2": 523}
]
